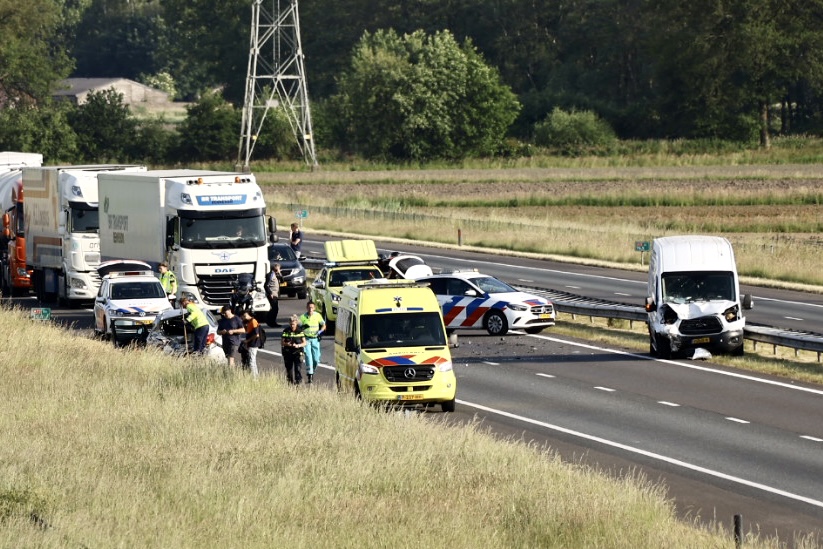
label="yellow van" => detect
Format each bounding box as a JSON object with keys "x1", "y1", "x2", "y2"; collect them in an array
[
  {"x1": 309, "y1": 239, "x2": 383, "y2": 323},
  {"x1": 334, "y1": 279, "x2": 457, "y2": 412}
]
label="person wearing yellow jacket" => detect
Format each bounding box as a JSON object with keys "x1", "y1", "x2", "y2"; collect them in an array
[{"x1": 180, "y1": 295, "x2": 209, "y2": 354}]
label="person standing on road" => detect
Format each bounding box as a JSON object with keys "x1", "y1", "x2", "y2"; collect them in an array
[
  {"x1": 180, "y1": 295, "x2": 208, "y2": 354},
  {"x1": 266, "y1": 263, "x2": 282, "y2": 327},
  {"x1": 290, "y1": 223, "x2": 303, "y2": 256},
  {"x1": 158, "y1": 262, "x2": 177, "y2": 305},
  {"x1": 240, "y1": 310, "x2": 263, "y2": 378},
  {"x1": 217, "y1": 305, "x2": 244, "y2": 367},
  {"x1": 299, "y1": 301, "x2": 326, "y2": 384},
  {"x1": 281, "y1": 314, "x2": 306, "y2": 385}
]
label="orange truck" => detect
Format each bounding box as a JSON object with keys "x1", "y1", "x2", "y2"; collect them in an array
[{"x1": 0, "y1": 152, "x2": 43, "y2": 295}]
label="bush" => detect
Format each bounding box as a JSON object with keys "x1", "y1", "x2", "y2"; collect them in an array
[{"x1": 534, "y1": 108, "x2": 617, "y2": 155}]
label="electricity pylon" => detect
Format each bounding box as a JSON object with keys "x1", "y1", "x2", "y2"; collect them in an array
[{"x1": 237, "y1": 0, "x2": 318, "y2": 171}]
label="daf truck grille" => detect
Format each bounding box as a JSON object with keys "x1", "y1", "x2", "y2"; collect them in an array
[
  {"x1": 679, "y1": 316, "x2": 723, "y2": 335},
  {"x1": 197, "y1": 274, "x2": 241, "y2": 306},
  {"x1": 382, "y1": 366, "x2": 435, "y2": 382}
]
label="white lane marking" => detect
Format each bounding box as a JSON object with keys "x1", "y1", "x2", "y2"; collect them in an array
[
  {"x1": 482, "y1": 361, "x2": 500, "y2": 366},
  {"x1": 536, "y1": 373, "x2": 555, "y2": 379},
  {"x1": 526, "y1": 332, "x2": 823, "y2": 396},
  {"x1": 457, "y1": 399, "x2": 823, "y2": 509},
  {"x1": 658, "y1": 401, "x2": 680, "y2": 407},
  {"x1": 785, "y1": 316, "x2": 804, "y2": 321},
  {"x1": 801, "y1": 435, "x2": 823, "y2": 442},
  {"x1": 566, "y1": 285, "x2": 581, "y2": 290},
  {"x1": 614, "y1": 292, "x2": 631, "y2": 296},
  {"x1": 518, "y1": 279, "x2": 534, "y2": 283},
  {"x1": 594, "y1": 386, "x2": 615, "y2": 392},
  {"x1": 726, "y1": 417, "x2": 750, "y2": 424}
]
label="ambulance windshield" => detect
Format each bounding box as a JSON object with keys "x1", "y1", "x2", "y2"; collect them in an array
[{"x1": 361, "y1": 312, "x2": 447, "y2": 348}]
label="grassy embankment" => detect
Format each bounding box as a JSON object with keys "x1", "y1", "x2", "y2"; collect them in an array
[{"x1": 1, "y1": 305, "x2": 795, "y2": 548}]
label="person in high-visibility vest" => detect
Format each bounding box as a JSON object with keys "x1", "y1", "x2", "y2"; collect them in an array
[
  {"x1": 180, "y1": 295, "x2": 209, "y2": 354},
  {"x1": 299, "y1": 301, "x2": 326, "y2": 384},
  {"x1": 158, "y1": 262, "x2": 177, "y2": 303}
]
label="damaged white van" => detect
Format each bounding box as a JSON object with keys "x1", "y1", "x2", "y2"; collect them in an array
[{"x1": 645, "y1": 235, "x2": 752, "y2": 358}]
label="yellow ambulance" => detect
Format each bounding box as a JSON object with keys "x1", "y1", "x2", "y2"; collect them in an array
[
  {"x1": 309, "y1": 239, "x2": 383, "y2": 323},
  {"x1": 334, "y1": 279, "x2": 457, "y2": 412}
]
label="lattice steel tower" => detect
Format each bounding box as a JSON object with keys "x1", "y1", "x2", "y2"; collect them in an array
[{"x1": 238, "y1": 0, "x2": 317, "y2": 170}]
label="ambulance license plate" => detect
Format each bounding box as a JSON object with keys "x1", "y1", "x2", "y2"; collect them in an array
[
  {"x1": 692, "y1": 337, "x2": 710, "y2": 344},
  {"x1": 397, "y1": 394, "x2": 424, "y2": 401}
]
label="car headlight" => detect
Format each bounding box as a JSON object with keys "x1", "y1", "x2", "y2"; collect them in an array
[
  {"x1": 508, "y1": 303, "x2": 528, "y2": 311},
  {"x1": 438, "y1": 361, "x2": 453, "y2": 372},
  {"x1": 359, "y1": 363, "x2": 379, "y2": 375},
  {"x1": 723, "y1": 304, "x2": 740, "y2": 322}
]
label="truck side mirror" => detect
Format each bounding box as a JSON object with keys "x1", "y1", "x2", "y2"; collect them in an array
[
  {"x1": 644, "y1": 297, "x2": 655, "y2": 312},
  {"x1": 742, "y1": 294, "x2": 753, "y2": 310},
  {"x1": 345, "y1": 336, "x2": 357, "y2": 353},
  {"x1": 268, "y1": 216, "x2": 278, "y2": 243}
]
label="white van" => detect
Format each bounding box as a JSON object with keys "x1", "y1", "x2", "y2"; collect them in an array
[{"x1": 645, "y1": 235, "x2": 752, "y2": 358}]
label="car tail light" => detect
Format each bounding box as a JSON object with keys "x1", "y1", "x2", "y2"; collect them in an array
[{"x1": 207, "y1": 333, "x2": 215, "y2": 345}]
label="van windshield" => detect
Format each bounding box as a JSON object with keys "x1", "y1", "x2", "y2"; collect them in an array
[
  {"x1": 360, "y1": 312, "x2": 447, "y2": 348},
  {"x1": 661, "y1": 271, "x2": 735, "y2": 303}
]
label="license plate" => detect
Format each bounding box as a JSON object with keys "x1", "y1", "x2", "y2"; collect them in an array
[
  {"x1": 280, "y1": 282, "x2": 287, "y2": 287},
  {"x1": 396, "y1": 394, "x2": 424, "y2": 401},
  {"x1": 538, "y1": 314, "x2": 553, "y2": 319},
  {"x1": 692, "y1": 337, "x2": 711, "y2": 344}
]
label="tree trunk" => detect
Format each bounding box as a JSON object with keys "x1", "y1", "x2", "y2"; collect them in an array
[{"x1": 759, "y1": 100, "x2": 770, "y2": 149}]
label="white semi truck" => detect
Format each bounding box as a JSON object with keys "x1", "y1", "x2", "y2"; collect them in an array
[
  {"x1": 97, "y1": 169, "x2": 275, "y2": 315},
  {"x1": 24, "y1": 164, "x2": 147, "y2": 304}
]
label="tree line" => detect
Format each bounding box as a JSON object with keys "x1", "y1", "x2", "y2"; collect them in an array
[{"x1": 3, "y1": 0, "x2": 823, "y2": 163}]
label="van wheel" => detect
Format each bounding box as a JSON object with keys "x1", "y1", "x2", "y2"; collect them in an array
[
  {"x1": 441, "y1": 399, "x2": 456, "y2": 413},
  {"x1": 484, "y1": 310, "x2": 508, "y2": 336},
  {"x1": 654, "y1": 334, "x2": 671, "y2": 359},
  {"x1": 732, "y1": 344, "x2": 744, "y2": 357}
]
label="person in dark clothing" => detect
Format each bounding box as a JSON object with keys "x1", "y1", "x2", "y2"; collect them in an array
[
  {"x1": 217, "y1": 305, "x2": 245, "y2": 367},
  {"x1": 266, "y1": 263, "x2": 282, "y2": 327},
  {"x1": 290, "y1": 223, "x2": 303, "y2": 255},
  {"x1": 280, "y1": 314, "x2": 306, "y2": 385}
]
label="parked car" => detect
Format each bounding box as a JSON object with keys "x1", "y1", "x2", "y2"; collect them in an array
[
  {"x1": 414, "y1": 270, "x2": 556, "y2": 335},
  {"x1": 268, "y1": 242, "x2": 307, "y2": 299},
  {"x1": 377, "y1": 252, "x2": 433, "y2": 279},
  {"x1": 93, "y1": 260, "x2": 173, "y2": 346},
  {"x1": 145, "y1": 308, "x2": 226, "y2": 361}
]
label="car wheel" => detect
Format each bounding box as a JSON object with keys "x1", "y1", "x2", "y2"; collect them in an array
[
  {"x1": 484, "y1": 310, "x2": 509, "y2": 336},
  {"x1": 441, "y1": 399, "x2": 456, "y2": 413},
  {"x1": 654, "y1": 333, "x2": 671, "y2": 359},
  {"x1": 525, "y1": 327, "x2": 544, "y2": 334}
]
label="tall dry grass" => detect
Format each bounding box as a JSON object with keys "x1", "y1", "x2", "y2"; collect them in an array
[{"x1": 0, "y1": 305, "x2": 795, "y2": 548}]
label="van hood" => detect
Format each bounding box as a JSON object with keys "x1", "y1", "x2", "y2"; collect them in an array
[{"x1": 665, "y1": 300, "x2": 734, "y2": 318}]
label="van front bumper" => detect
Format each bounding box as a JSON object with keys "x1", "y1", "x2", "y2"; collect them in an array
[
  {"x1": 359, "y1": 371, "x2": 457, "y2": 404},
  {"x1": 669, "y1": 329, "x2": 744, "y2": 354}
]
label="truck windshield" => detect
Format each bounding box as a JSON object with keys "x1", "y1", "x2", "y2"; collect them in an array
[
  {"x1": 70, "y1": 206, "x2": 99, "y2": 233},
  {"x1": 360, "y1": 312, "x2": 447, "y2": 348},
  {"x1": 180, "y1": 216, "x2": 266, "y2": 248},
  {"x1": 661, "y1": 271, "x2": 735, "y2": 303}
]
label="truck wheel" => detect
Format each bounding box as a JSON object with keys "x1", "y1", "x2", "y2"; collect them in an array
[
  {"x1": 484, "y1": 310, "x2": 508, "y2": 336},
  {"x1": 441, "y1": 399, "x2": 456, "y2": 413}
]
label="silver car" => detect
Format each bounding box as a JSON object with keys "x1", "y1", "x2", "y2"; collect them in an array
[{"x1": 146, "y1": 308, "x2": 226, "y2": 361}]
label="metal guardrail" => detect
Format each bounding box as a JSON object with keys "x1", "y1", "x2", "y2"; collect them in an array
[{"x1": 519, "y1": 285, "x2": 823, "y2": 358}]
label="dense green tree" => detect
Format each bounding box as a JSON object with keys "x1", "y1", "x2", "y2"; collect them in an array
[
  {"x1": 0, "y1": 102, "x2": 78, "y2": 162},
  {"x1": 331, "y1": 29, "x2": 520, "y2": 160},
  {"x1": 67, "y1": 89, "x2": 139, "y2": 162},
  {"x1": 175, "y1": 91, "x2": 240, "y2": 162},
  {"x1": 0, "y1": 0, "x2": 73, "y2": 106}
]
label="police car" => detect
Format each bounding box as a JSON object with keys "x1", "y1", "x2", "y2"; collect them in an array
[
  {"x1": 414, "y1": 270, "x2": 556, "y2": 335},
  {"x1": 93, "y1": 260, "x2": 174, "y2": 346}
]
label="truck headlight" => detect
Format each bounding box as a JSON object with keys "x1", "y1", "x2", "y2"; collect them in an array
[
  {"x1": 70, "y1": 277, "x2": 87, "y2": 289},
  {"x1": 16, "y1": 267, "x2": 29, "y2": 277}
]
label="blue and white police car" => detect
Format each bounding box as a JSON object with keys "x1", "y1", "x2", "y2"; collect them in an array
[{"x1": 414, "y1": 270, "x2": 556, "y2": 336}]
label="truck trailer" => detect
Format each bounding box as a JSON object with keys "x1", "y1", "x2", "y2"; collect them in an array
[
  {"x1": 97, "y1": 169, "x2": 275, "y2": 315},
  {"x1": 0, "y1": 152, "x2": 43, "y2": 295},
  {"x1": 24, "y1": 164, "x2": 147, "y2": 304}
]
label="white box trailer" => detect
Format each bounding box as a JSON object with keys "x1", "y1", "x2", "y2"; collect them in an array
[
  {"x1": 98, "y1": 169, "x2": 275, "y2": 314},
  {"x1": 24, "y1": 164, "x2": 146, "y2": 304},
  {"x1": 645, "y1": 235, "x2": 752, "y2": 358}
]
